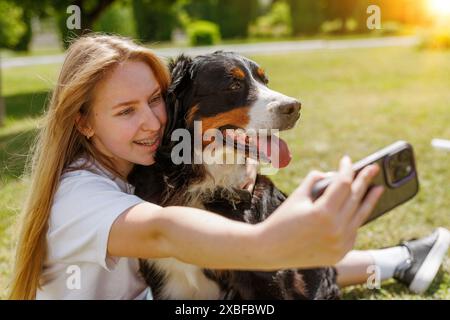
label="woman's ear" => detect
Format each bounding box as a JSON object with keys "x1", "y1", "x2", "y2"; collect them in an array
[{"x1": 75, "y1": 112, "x2": 95, "y2": 139}]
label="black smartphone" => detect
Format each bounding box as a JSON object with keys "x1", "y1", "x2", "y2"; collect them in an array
[{"x1": 311, "y1": 141, "x2": 419, "y2": 225}]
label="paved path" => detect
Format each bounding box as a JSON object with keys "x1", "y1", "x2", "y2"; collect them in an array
[{"x1": 2, "y1": 36, "x2": 419, "y2": 69}]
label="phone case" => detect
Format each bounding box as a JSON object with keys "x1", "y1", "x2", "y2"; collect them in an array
[{"x1": 311, "y1": 141, "x2": 419, "y2": 225}]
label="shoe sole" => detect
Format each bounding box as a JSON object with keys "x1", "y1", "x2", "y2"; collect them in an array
[{"x1": 409, "y1": 227, "x2": 450, "y2": 294}]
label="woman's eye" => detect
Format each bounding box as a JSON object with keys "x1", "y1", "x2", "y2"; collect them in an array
[
  {"x1": 119, "y1": 107, "x2": 133, "y2": 116},
  {"x1": 149, "y1": 95, "x2": 162, "y2": 105}
]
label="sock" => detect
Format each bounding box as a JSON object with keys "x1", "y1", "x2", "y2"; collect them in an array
[{"x1": 368, "y1": 246, "x2": 411, "y2": 281}]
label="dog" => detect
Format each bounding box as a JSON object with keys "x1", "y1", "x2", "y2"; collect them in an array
[{"x1": 128, "y1": 51, "x2": 340, "y2": 300}]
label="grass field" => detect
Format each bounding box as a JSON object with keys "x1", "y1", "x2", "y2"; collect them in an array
[{"x1": 0, "y1": 46, "x2": 449, "y2": 299}]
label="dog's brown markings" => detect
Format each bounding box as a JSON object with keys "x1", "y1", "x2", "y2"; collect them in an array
[
  {"x1": 231, "y1": 67, "x2": 245, "y2": 80},
  {"x1": 257, "y1": 67, "x2": 265, "y2": 79},
  {"x1": 186, "y1": 104, "x2": 199, "y2": 125},
  {"x1": 199, "y1": 106, "x2": 250, "y2": 147},
  {"x1": 292, "y1": 272, "x2": 308, "y2": 298},
  {"x1": 200, "y1": 106, "x2": 250, "y2": 133}
]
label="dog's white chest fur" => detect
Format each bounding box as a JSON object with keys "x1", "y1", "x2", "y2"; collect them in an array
[
  {"x1": 152, "y1": 258, "x2": 222, "y2": 299},
  {"x1": 148, "y1": 164, "x2": 247, "y2": 299}
]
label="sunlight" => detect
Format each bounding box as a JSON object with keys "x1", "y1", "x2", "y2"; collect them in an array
[{"x1": 428, "y1": 0, "x2": 450, "y2": 16}]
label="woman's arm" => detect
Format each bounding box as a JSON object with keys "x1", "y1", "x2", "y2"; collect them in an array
[
  {"x1": 108, "y1": 156, "x2": 384, "y2": 270},
  {"x1": 109, "y1": 202, "x2": 267, "y2": 268}
]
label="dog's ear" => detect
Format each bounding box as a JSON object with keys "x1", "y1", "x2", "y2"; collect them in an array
[
  {"x1": 162, "y1": 54, "x2": 195, "y2": 147},
  {"x1": 168, "y1": 54, "x2": 195, "y2": 95}
]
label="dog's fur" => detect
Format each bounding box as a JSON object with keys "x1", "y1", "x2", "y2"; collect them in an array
[{"x1": 128, "y1": 52, "x2": 340, "y2": 300}]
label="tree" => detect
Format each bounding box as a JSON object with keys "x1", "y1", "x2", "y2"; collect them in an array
[
  {"x1": 13, "y1": 8, "x2": 33, "y2": 51},
  {"x1": 288, "y1": 0, "x2": 324, "y2": 35},
  {"x1": 132, "y1": 0, "x2": 177, "y2": 42},
  {"x1": 182, "y1": 0, "x2": 259, "y2": 39},
  {"x1": 55, "y1": 0, "x2": 117, "y2": 47},
  {"x1": 215, "y1": 0, "x2": 259, "y2": 38},
  {"x1": 0, "y1": 0, "x2": 27, "y2": 127},
  {"x1": 0, "y1": 0, "x2": 26, "y2": 49},
  {"x1": 323, "y1": 0, "x2": 359, "y2": 33}
]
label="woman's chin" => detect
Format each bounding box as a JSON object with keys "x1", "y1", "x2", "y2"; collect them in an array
[
  {"x1": 133, "y1": 155, "x2": 155, "y2": 166},
  {"x1": 139, "y1": 157, "x2": 156, "y2": 166}
]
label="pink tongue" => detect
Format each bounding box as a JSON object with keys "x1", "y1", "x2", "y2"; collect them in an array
[{"x1": 257, "y1": 134, "x2": 292, "y2": 168}]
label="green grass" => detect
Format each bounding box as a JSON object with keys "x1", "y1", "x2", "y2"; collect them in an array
[{"x1": 1, "y1": 46, "x2": 449, "y2": 299}]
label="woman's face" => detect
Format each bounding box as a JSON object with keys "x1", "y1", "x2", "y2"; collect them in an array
[{"x1": 86, "y1": 59, "x2": 167, "y2": 177}]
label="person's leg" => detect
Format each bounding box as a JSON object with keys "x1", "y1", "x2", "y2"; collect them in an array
[
  {"x1": 335, "y1": 250, "x2": 374, "y2": 287},
  {"x1": 335, "y1": 247, "x2": 409, "y2": 287},
  {"x1": 335, "y1": 228, "x2": 450, "y2": 293}
]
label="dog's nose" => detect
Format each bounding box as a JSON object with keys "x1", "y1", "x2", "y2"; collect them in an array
[{"x1": 276, "y1": 100, "x2": 301, "y2": 115}]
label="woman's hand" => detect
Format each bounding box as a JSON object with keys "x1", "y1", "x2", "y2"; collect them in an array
[{"x1": 258, "y1": 155, "x2": 384, "y2": 268}]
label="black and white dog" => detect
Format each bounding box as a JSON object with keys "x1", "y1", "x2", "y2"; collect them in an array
[{"x1": 129, "y1": 51, "x2": 340, "y2": 300}]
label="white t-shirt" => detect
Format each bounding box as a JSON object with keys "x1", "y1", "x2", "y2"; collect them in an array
[{"x1": 36, "y1": 156, "x2": 151, "y2": 300}]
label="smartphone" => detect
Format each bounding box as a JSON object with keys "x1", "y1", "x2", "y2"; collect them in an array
[{"x1": 311, "y1": 141, "x2": 419, "y2": 225}]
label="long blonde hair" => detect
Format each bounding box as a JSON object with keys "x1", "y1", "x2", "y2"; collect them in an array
[{"x1": 8, "y1": 34, "x2": 170, "y2": 300}]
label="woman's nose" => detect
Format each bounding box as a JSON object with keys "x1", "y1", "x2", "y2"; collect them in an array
[{"x1": 141, "y1": 106, "x2": 161, "y2": 131}]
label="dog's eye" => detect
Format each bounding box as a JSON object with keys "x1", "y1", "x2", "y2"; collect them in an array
[
  {"x1": 258, "y1": 75, "x2": 269, "y2": 85},
  {"x1": 229, "y1": 82, "x2": 242, "y2": 91}
]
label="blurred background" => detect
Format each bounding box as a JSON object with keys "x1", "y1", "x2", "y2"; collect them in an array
[
  {"x1": 1, "y1": 0, "x2": 450, "y2": 53},
  {"x1": 0, "y1": 0, "x2": 449, "y2": 299}
]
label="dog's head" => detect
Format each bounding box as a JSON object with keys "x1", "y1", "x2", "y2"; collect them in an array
[{"x1": 161, "y1": 51, "x2": 301, "y2": 169}]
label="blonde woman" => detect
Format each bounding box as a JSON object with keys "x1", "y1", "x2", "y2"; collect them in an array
[{"x1": 8, "y1": 34, "x2": 449, "y2": 300}]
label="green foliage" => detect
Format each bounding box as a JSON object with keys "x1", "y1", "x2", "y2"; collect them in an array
[
  {"x1": 288, "y1": 0, "x2": 324, "y2": 35},
  {"x1": 182, "y1": 0, "x2": 216, "y2": 22},
  {"x1": 93, "y1": 1, "x2": 136, "y2": 37},
  {"x1": 181, "y1": 0, "x2": 258, "y2": 39},
  {"x1": 322, "y1": 0, "x2": 365, "y2": 33},
  {"x1": 214, "y1": 0, "x2": 259, "y2": 39},
  {"x1": 0, "y1": 0, "x2": 26, "y2": 48},
  {"x1": 249, "y1": 1, "x2": 292, "y2": 38},
  {"x1": 12, "y1": 8, "x2": 33, "y2": 51},
  {"x1": 132, "y1": 0, "x2": 177, "y2": 42},
  {"x1": 186, "y1": 20, "x2": 221, "y2": 46}
]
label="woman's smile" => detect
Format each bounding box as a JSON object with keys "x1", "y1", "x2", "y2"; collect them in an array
[{"x1": 133, "y1": 135, "x2": 161, "y2": 152}]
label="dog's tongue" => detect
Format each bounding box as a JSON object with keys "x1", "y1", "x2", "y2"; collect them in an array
[{"x1": 257, "y1": 134, "x2": 291, "y2": 168}]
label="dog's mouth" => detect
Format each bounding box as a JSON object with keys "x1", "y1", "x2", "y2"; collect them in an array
[{"x1": 219, "y1": 126, "x2": 292, "y2": 169}]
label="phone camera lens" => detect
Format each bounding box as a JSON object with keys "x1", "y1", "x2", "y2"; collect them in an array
[
  {"x1": 387, "y1": 148, "x2": 413, "y2": 185},
  {"x1": 398, "y1": 149, "x2": 412, "y2": 163}
]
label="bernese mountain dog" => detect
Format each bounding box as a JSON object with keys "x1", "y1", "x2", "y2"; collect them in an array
[{"x1": 128, "y1": 51, "x2": 340, "y2": 300}]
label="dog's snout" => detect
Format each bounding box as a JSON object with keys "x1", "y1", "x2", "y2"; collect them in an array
[{"x1": 275, "y1": 100, "x2": 301, "y2": 115}]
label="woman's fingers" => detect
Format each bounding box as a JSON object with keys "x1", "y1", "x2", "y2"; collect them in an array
[
  {"x1": 351, "y1": 186, "x2": 384, "y2": 229},
  {"x1": 339, "y1": 164, "x2": 380, "y2": 223},
  {"x1": 316, "y1": 156, "x2": 354, "y2": 211},
  {"x1": 294, "y1": 170, "x2": 328, "y2": 198}
]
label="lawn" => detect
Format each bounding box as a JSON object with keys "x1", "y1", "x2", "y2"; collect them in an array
[{"x1": 0, "y1": 46, "x2": 449, "y2": 299}]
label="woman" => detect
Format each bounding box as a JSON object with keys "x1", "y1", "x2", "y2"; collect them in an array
[{"x1": 9, "y1": 34, "x2": 449, "y2": 299}]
